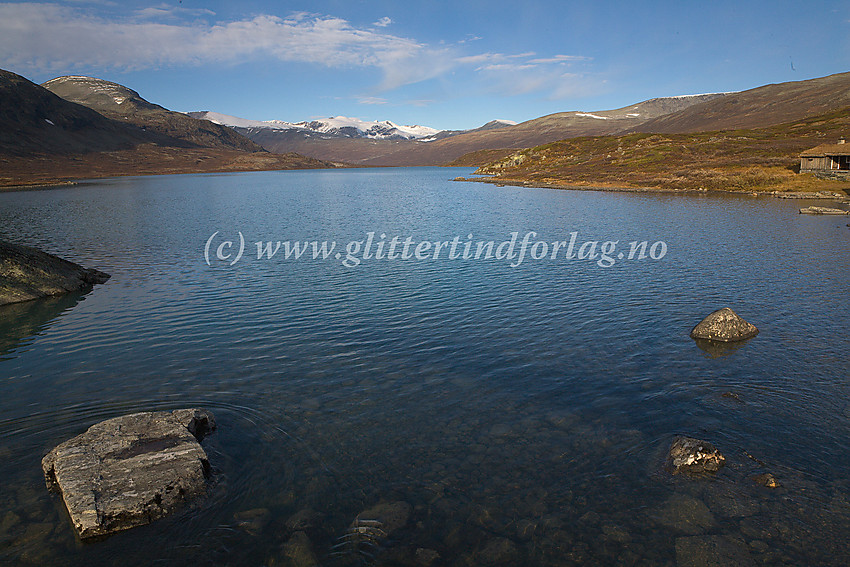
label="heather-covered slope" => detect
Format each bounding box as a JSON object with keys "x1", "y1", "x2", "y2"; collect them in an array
[{"x1": 468, "y1": 107, "x2": 850, "y2": 193}]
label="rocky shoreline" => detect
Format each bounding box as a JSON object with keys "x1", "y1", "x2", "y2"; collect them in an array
[
  {"x1": 453, "y1": 175, "x2": 850, "y2": 200},
  {"x1": 0, "y1": 240, "x2": 109, "y2": 306}
]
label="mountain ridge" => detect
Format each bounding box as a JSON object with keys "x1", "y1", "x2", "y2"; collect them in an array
[{"x1": 43, "y1": 76, "x2": 264, "y2": 152}]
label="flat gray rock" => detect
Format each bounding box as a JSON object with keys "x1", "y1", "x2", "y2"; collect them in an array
[
  {"x1": 42, "y1": 408, "x2": 215, "y2": 539},
  {"x1": 690, "y1": 307, "x2": 758, "y2": 342}
]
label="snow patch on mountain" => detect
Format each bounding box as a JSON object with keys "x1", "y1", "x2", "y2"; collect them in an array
[{"x1": 575, "y1": 112, "x2": 609, "y2": 120}]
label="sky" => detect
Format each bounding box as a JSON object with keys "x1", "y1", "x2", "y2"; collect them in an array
[{"x1": 1, "y1": 1, "x2": 849, "y2": 130}]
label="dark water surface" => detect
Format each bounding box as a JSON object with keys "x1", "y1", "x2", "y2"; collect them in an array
[{"x1": 0, "y1": 168, "x2": 848, "y2": 566}]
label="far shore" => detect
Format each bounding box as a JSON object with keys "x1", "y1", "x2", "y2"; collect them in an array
[{"x1": 0, "y1": 146, "x2": 341, "y2": 190}]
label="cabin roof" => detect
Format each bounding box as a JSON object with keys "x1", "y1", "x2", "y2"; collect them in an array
[{"x1": 800, "y1": 143, "x2": 850, "y2": 157}]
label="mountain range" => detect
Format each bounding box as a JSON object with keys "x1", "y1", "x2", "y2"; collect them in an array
[
  {"x1": 3, "y1": 67, "x2": 850, "y2": 188},
  {"x1": 189, "y1": 96, "x2": 729, "y2": 166},
  {"x1": 0, "y1": 71, "x2": 334, "y2": 187},
  {"x1": 187, "y1": 111, "x2": 446, "y2": 141}
]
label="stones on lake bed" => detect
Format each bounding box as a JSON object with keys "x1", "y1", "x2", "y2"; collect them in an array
[
  {"x1": 668, "y1": 436, "x2": 726, "y2": 476},
  {"x1": 690, "y1": 307, "x2": 759, "y2": 342},
  {"x1": 42, "y1": 408, "x2": 215, "y2": 539}
]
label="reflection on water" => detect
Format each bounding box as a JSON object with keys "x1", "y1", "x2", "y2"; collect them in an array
[
  {"x1": 0, "y1": 293, "x2": 86, "y2": 359},
  {"x1": 0, "y1": 169, "x2": 848, "y2": 566},
  {"x1": 692, "y1": 337, "x2": 752, "y2": 358}
]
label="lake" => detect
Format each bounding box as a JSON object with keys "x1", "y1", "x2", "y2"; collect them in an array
[{"x1": 1, "y1": 167, "x2": 849, "y2": 566}]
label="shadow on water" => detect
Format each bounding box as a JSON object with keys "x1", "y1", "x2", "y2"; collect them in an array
[
  {"x1": 0, "y1": 293, "x2": 86, "y2": 359},
  {"x1": 693, "y1": 337, "x2": 753, "y2": 358}
]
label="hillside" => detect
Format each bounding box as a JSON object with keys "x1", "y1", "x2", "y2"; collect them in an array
[
  {"x1": 0, "y1": 70, "x2": 148, "y2": 156},
  {"x1": 631, "y1": 71, "x2": 850, "y2": 134},
  {"x1": 43, "y1": 76, "x2": 263, "y2": 152},
  {"x1": 358, "y1": 94, "x2": 728, "y2": 166},
  {"x1": 467, "y1": 107, "x2": 850, "y2": 193}
]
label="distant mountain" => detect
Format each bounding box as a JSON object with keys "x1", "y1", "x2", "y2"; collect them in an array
[
  {"x1": 188, "y1": 111, "x2": 440, "y2": 141},
  {"x1": 188, "y1": 111, "x2": 527, "y2": 164},
  {"x1": 43, "y1": 76, "x2": 263, "y2": 152},
  {"x1": 0, "y1": 69, "x2": 148, "y2": 156},
  {"x1": 629, "y1": 71, "x2": 850, "y2": 133},
  {"x1": 191, "y1": 95, "x2": 729, "y2": 166}
]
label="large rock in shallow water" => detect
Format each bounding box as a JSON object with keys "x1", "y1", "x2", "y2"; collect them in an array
[
  {"x1": 668, "y1": 436, "x2": 725, "y2": 476},
  {"x1": 0, "y1": 240, "x2": 109, "y2": 306},
  {"x1": 42, "y1": 409, "x2": 215, "y2": 539},
  {"x1": 690, "y1": 307, "x2": 758, "y2": 342}
]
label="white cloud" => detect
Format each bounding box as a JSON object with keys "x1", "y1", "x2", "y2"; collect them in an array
[
  {"x1": 0, "y1": 4, "x2": 425, "y2": 79},
  {"x1": 0, "y1": 3, "x2": 599, "y2": 99}
]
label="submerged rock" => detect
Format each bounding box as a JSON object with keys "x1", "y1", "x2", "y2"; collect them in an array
[
  {"x1": 42, "y1": 408, "x2": 215, "y2": 539},
  {"x1": 356, "y1": 500, "x2": 411, "y2": 535},
  {"x1": 279, "y1": 531, "x2": 318, "y2": 567},
  {"x1": 675, "y1": 534, "x2": 754, "y2": 567},
  {"x1": 668, "y1": 436, "x2": 726, "y2": 476},
  {"x1": 690, "y1": 307, "x2": 759, "y2": 342},
  {"x1": 0, "y1": 240, "x2": 109, "y2": 306},
  {"x1": 651, "y1": 493, "x2": 717, "y2": 535},
  {"x1": 752, "y1": 473, "x2": 780, "y2": 489}
]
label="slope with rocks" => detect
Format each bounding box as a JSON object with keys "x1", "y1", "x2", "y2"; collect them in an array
[
  {"x1": 43, "y1": 76, "x2": 263, "y2": 152},
  {"x1": 0, "y1": 69, "x2": 149, "y2": 156}
]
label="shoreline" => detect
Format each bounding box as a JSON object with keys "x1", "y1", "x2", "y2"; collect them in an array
[{"x1": 452, "y1": 175, "x2": 850, "y2": 199}]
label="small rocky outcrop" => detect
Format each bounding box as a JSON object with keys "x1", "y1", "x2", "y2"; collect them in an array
[
  {"x1": 668, "y1": 436, "x2": 726, "y2": 476},
  {"x1": 690, "y1": 308, "x2": 759, "y2": 342},
  {"x1": 0, "y1": 240, "x2": 109, "y2": 306},
  {"x1": 42, "y1": 408, "x2": 215, "y2": 539},
  {"x1": 799, "y1": 206, "x2": 850, "y2": 215}
]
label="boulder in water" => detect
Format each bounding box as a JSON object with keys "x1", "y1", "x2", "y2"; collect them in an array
[
  {"x1": 668, "y1": 436, "x2": 725, "y2": 476},
  {"x1": 42, "y1": 408, "x2": 215, "y2": 539},
  {"x1": 690, "y1": 308, "x2": 758, "y2": 342}
]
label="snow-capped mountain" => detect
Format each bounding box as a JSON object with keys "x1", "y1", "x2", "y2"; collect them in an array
[{"x1": 188, "y1": 111, "x2": 441, "y2": 141}]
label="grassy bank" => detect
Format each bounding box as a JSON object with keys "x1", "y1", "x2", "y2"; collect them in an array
[{"x1": 470, "y1": 108, "x2": 850, "y2": 193}]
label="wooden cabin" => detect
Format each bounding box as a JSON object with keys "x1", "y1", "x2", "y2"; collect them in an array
[{"x1": 800, "y1": 139, "x2": 850, "y2": 173}]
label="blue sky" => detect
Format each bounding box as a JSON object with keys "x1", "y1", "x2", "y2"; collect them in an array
[{"x1": 1, "y1": 1, "x2": 849, "y2": 130}]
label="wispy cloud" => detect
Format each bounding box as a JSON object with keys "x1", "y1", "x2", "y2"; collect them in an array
[
  {"x1": 528, "y1": 55, "x2": 590, "y2": 64},
  {"x1": 358, "y1": 96, "x2": 387, "y2": 105},
  {"x1": 0, "y1": 3, "x2": 599, "y2": 99},
  {"x1": 134, "y1": 4, "x2": 216, "y2": 19}
]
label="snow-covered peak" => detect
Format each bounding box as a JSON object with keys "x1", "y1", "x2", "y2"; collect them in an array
[
  {"x1": 295, "y1": 116, "x2": 440, "y2": 140},
  {"x1": 190, "y1": 111, "x2": 442, "y2": 140}
]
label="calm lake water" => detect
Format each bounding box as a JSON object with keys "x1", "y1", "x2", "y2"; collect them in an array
[{"x1": 0, "y1": 167, "x2": 849, "y2": 566}]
